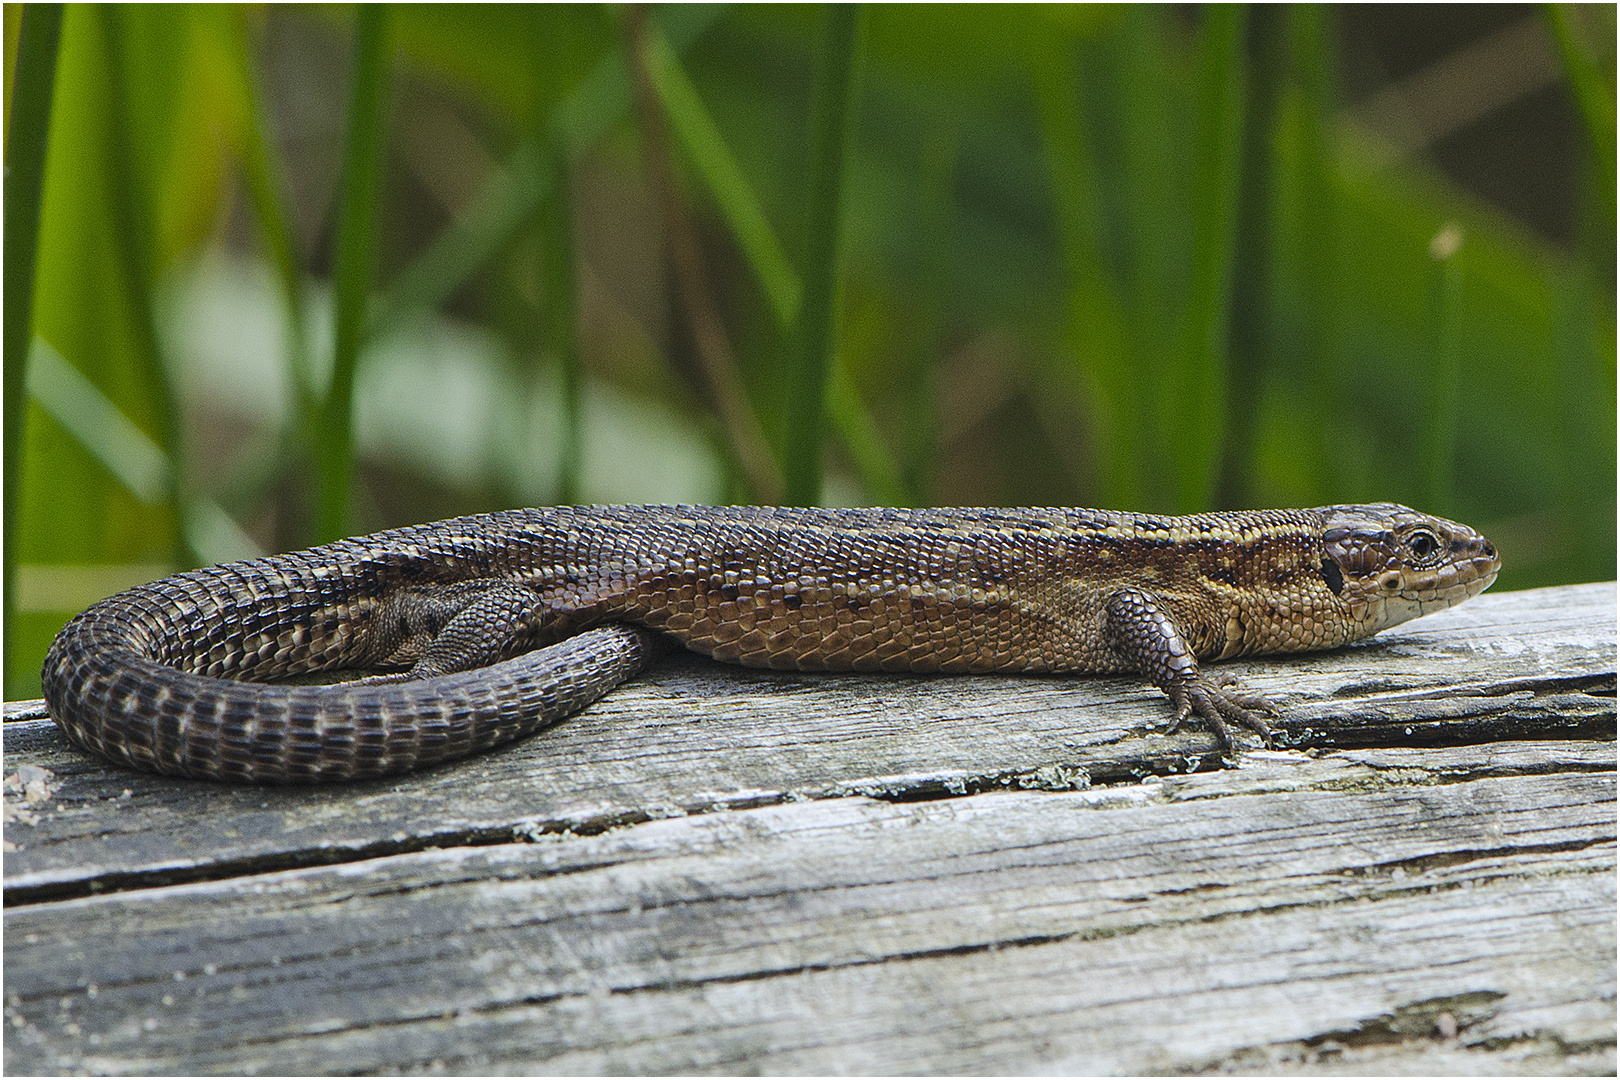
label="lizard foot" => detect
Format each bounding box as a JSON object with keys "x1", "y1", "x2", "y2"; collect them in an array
[{"x1": 1164, "y1": 675, "x2": 1276, "y2": 754}]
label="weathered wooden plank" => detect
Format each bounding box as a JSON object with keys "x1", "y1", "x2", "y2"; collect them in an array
[
  {"x1": 4, "y1": 584, "x2": 1613, "y2": 1074},
  {"x1": 3, "y1": 584, "x2": 1613, "y2": 901},
  {"x1": 4, "y1": 744, "x2": 1612, "y2": 1075}
]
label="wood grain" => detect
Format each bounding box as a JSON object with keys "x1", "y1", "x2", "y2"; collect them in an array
[{"x1": 4, "y1": 583, "x2": 1614, "y2": 1074}]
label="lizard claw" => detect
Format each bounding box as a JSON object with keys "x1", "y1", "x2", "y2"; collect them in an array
[{"x1": 1164, "y1": 675, "x2": 1275, "y2": 754}]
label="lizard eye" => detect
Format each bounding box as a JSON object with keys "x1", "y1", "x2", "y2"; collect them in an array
[{"x1": 1407, "y1": 529, "x2": 1439, "y2": 561}]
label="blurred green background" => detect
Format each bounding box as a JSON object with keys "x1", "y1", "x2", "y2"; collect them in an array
[{"x1": 3, "y1": 4, "x2": 1615, "y2": 698}]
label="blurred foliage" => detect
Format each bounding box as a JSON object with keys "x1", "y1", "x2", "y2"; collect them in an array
[{"x1": 3, "y1": 4, "x2": 1615, "y2": 696}]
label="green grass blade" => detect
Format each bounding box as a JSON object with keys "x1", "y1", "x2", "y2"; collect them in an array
[
  {"x1": 826, "y1": 359, "x2": 906, "y2": 505},
  {"x1": 102, "y1": 6, "x2": 192, "y2": 566},
  {"x1": 1549, "y1": 269, "x2": 1617, "y2": 585},
  {"x1": 1173, "y1": 4, "x2": 1246, "y2": 513},
  {"x1": 1423, "y1": 225, "x2": 1463, "y2": 514},
  {"x1": 317, "y1": 5, "x2": 391, "y2": 542},
  {"x1": 627, "y1": 3, "x2": 783, "y2": 502},
  {"x1": 645, "y1": 18, "x2": 905, "y2": 504},
  {"x1": 1277, "y1": 3, "x2": 1339, "y2": 503},
  {"x1": 645, "y1": 25, "x2": 801, "y2": 328},
  {"x1": 28, "y1": 337, "x2": 263, "y2": 563},
  {"x1": 551, "y1": 5, "x2": 722, "y2": 155},
  {"x1": 370, "y1": 136, "x2": 551, "y2": 341},
  {"x1": 99, "y1": 7, "x2": 167, "y2": 449},
  {"x1": 372, "y1": 6, "x2": 723, "y2": 340},
  {"x1": 1548, "y1": 7, "x2": 1613, "y2": 213},
  {"x1": 1543, "y1": 4, "x2": 1615, "y2": 576},
  {"x1": 783, "y1": 4, "x2": 862, "y2": 506},
  {"x1": 1032, "y1": 34, "x2": 1138, "y2": 508},
  {"x1": 2, "y1": 2, "x2": 62, "y2": 686},
  {"x1": 1545, "y1": 4, "x2": 1616, "y2": 274},
  {"x1": 226, "y1": 9, "x2": 323, "y2": 545},
  {"x1": 1217, "y1": 7, "x2": 1287, "y2": 509},
  {"x1": 1112, "y1": 6, "x2": 1182, "y2": 502},
  {"x1": 229, "y1": 10, "x2": 318, "y2": 428},
  {"x1": 1544, "y1": 6, "x2": 1616, "y2": 155},
  {"x1": 540, "y1": 156, "x2": 582, "y2": 504},
  {"x1": 27, "y1": 337, "x2": 170, "y2": 505}
]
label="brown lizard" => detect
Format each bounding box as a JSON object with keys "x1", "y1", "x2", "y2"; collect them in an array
[{"x1": 41, "y1": 503, "x2": 1499, "y2": 782}]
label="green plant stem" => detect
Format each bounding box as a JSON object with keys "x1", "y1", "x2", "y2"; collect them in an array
[
  {"x1": 317, "y1": 5, "x2": 390, "y2": 542},
  {"x1": 1424, "y1": 225, "x2": 1463, "y2": 515},
  {"x1": 1175, "y1": 3, "x2": 1246, "y2": 514},
  {"x1": 646, "y1": 14, "x2": 905, "y2": 504},
  {"x1": 370, "y1": 7, "x2": 721, "y2": 344},
  {"x1": 231, "y1": 11, "x2": 317, "y2": 438},
  {"x1": 1217, "y1": 6, "x2": 1284, "y2": 509},
  {"x1": 626, "y1": 3, "x2": 782, "y2": 502},
  {"x1": 2, "y1": 2, "x2": 63, "y2": 689},
  {"x1": 1286, "y1": 3, "x2": 1340, "y2": 501},
  {"x1": 1544, "y1": 4, "x2": 1616, "y2": 296},
  {"x1": 1033, "y1": 35, "x2": 1136, "y2": 508},
  {"x1": 540, "y1": 155, "x2": 582, "y2": 505},
  {"x1": 644, "y1": 24, "x2": 800, "y2": 328},
  {"x1": 1114, "y1": 7, "x2": 1181, "y2": 506},
  {"x1": 230, "y1": 10, "x2": 319, "y2": 546},
  {"x1": 783, "y1": 4, "x2": 861, "y2": 507},
  {"x1": 1544, "y1": 5, "x2": 1617, "y2": 166},
  {"x1": 102, "y1": 6, "x2": 188, "y2": 544},
  {"x1": 1550, "y1": 267, "x2": 1616, "y2": 585}
]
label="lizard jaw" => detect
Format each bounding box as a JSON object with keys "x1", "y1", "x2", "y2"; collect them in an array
[{"x1": 1318, "y1": 503, "x2": 1501, "y2": 636}]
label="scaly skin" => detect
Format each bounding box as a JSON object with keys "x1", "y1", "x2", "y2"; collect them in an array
[{"x1": 41, "y1": 503, "x2": 1500, "y2": 783}]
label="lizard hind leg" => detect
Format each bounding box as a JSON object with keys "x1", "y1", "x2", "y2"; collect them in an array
[
  {"x1": 373, "y1": 580, "x2": 553, "y2": 678},
  {"x1": 333, "y1": 582, "x2": 657, "y2": 777},
  {"x1": 1102, "y1": 587, "x2": 1275, "y2": 753}
]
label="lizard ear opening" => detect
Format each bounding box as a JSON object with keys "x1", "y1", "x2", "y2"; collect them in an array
[{"x1": 1320, "y1": 522, "x2": 1388, "y2": 578}]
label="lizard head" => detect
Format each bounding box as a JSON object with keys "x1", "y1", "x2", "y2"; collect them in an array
[{"x1": 1316, "y1": 503, "x2": 1500, "y2": 636}]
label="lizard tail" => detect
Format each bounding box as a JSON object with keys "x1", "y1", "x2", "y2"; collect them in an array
[{"x1": 42, "y1": 621, "x2": 652, "y2": 783}]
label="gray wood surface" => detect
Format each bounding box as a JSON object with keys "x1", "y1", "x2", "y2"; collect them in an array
[{"x1": 4, "y1": 582, "x2": 1614, "y2": 1075}]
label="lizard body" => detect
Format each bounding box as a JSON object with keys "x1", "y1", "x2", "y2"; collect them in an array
[{"x1": 41, "y1": 503, "x2": 1499, "y2": 782}]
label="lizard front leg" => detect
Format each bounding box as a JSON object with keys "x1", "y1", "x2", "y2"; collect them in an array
[{"x1": 1103, "y1": 587, "x2": 1275, "y2": 753}]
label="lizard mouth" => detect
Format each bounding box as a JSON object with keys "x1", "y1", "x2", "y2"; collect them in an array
[
  {"x1": 1363, "y1": 538, "x2": 1501, "y2": 629},
  {"x1": 1398, "y1": 554, "x2": 1500, "y2": 616}
]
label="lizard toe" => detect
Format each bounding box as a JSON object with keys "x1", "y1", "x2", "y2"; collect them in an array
[
  {"x1": 1172, "y1": 677, "x2": 1274, "y2": 753},
  {"x1": 1207, "y1": 683, "x2": 1275, "y2": 748},
  {"x1": 1165, "y1": 700, "x2": 1195, "y2": 735}
]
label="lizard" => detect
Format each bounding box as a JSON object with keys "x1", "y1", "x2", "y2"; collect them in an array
[{"x1": 40, "y1": 503, "x2": 1500, "y2": 783}]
